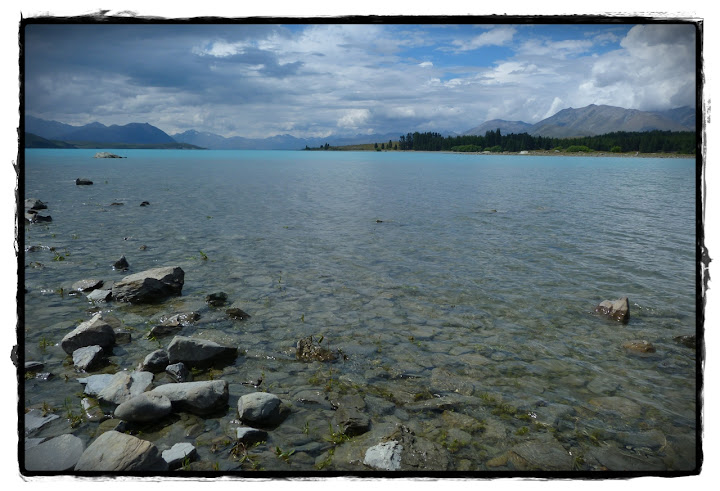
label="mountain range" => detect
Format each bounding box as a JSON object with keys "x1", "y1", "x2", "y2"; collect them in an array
[
  {"x1": 462, "y1": 104, "x2": 695, "y2": 138},
  {"x1": 25, "y1": 104, "x2": 695, "y2": 150}
]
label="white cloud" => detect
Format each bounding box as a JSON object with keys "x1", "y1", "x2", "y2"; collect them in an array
[
  {"x1": 451, "y1": 26, "x2": 516, "y2": 52},
  {"x1": 419, "y1": 61, "x2": 433, "y2": 68},
  {"x1": 337, "y1": 108, "x2": 371, "y2": 128}
]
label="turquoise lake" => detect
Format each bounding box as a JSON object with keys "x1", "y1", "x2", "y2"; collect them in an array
[{"x1": 21, "y1": 149, "x2": 699, "y2": 473}]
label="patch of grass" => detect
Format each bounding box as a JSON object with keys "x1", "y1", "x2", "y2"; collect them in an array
[
  {"x1": 38, "y1": 336, "x2": 53, "y2": 353},
  {"x1": 275, "y1": 446, "x2": 295, "y2": 463},
  {"x1": 314, "y1": 448, "x2": 335, "y2": 470}
]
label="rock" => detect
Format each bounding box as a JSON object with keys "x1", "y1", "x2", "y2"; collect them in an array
[
  {"x1": 112, "y1": 266, "x2": 184, "y2": 304},
  {"x1": 364, "y1": 441, "x2": 403, "y2": 470},
  {"x1": 94, "y1": 152, "x2": 124, "y2": 158},
  {"x1": 74, "y1": 431, "x2": 168, "y2": 471},
  {"x1": 205, "y1": 292, "x2": 228, "y2": 307},
  {"x1": 147, "y1": 324, "x2": 182, "y2": 338},
  {"x1": 226, "y1": 308, "x2": 251, "y2": 320},
  {"x1": 150, "y1": 380, "x2": 229, "y2": 415},
  {"x1": 25, "y1": 198, "x2": 47, "y2": 210},
  {"x1": 110, "y1": 202, "x2": 124, "y2": 206},
  {"x1": 24, "y1": 409, "x2": 60, "y2": 435},
  {"x1": 506, "y1": 439, "x2": 574, "y2": 471},
  {"x1": 237, "y1": 392, "x2": 287, "y2": 426},
  {"x1": 89, "y1": 371, "x2": 154, "y2": 405},
  {"x1": 139, "y1": 244, "x2": 148, "y2": 250},
  {"x1": 236, "y1": 427, "x2": 268, "y2": 445},
  {"x1": 296, "y1": 336, "x2": 337, "y2": 362},
  {"x1": 334, "y1": 406, "x2": 370, "y2": 437},
  {"x1": 167, "y1": 335, "x2": 237, "y2": 367},
  {"x1": 113, "y1": 255, "x2": 130, "y2": 271},
  {"x1": 140, "y1": 201, "x2": 150, "y2": 206},
  {"x1": 114, "y1": 392, "x2": 173, "y2": 423},
  {"x1": 165, "y1": 362, "x2": 192, "y2": 383},
  {"x1": 140, "y1": 349, "x2": 169, "y2": 373},
  {"x1": 71, "y1": 278, "x2": 104, "y2": 292},
  {"x1": 162, "y1": 442, "x2": 197, "y2": 469},
  {"x1": 588, "y1": 396, "x2": 642, "y2": 418},
  {"x1": 674, "y1": 334, "x2": 696, "y2": 349},
  {"x1": 113, "y1": 329, "x2": 132, "y2": 344},
  {"x1": 75, "y1": 178, "x2": 93, "y2": 185},
  {"x1": 595, "y1": 297, "x2": 630, "y2": 323},
  {"x1": 586, "y1": 444, "x2": 666, "y2": 471},
  {"x1": 25, "y1": 361, "x2": 44, "y2": 372},
  {"x1": 87, "y1": 289, "x2": 112, "y2": 302},
  {"x1": 158, "y1": 311, "x2": 200, "y2": 327},
  {"x1": 622, "y1": 340, "x2": 656, "y2": 354},
  {"x1": 78, "y1": 373, "x2": 114, "y2": 396},
  {"x1": 60, "y1": 313, "x2": 116, "y2": 354},
  {"x1": 25, "y1": 434, "x2": 85, "y2": 472},
  {"x1": 72, "y1": 345, "x2": 105, "y2": 371},
  {"x1": 81, "y1": 397, "x2": 107, "y2": 422},
  {"x1": 25, "y1": 212, "x2": 52, "y2": 223}
]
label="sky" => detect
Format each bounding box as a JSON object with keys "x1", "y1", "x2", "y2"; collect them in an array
[{"x1": 23, "y1": 20, "x2": 698, "y2": 139}]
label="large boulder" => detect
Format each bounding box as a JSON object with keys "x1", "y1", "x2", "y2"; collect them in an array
[
  {"x1": 112, "y1": 266, "x2": 184, "y2": 304},
  {"x1": 595, "y1": 297, "x2": 630, "y2": 323},
  {"x1": 150, "y1": 380, "x2": 229, "y2": 415},
  {"x1": 166, "y1": 335, "x2": 237, "y2": 367},
  {"x1": 25, "y1": 434, "x2": 85, "y2": 472},
  {"x1": 60, "y1": 313, "x2": 116, "y2": 355},
  {"x1": 74, "y1": 431, "x2": 168, "y2": 471},
  {"x1": 80, "y1": 371, "x2": 154, "y2": 405}
]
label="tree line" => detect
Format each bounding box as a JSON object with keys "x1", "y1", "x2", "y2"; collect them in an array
[{"x1": 389, "y1": 129, "x2": 695, "y2": 154}]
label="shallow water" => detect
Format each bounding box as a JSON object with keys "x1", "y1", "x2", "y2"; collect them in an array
[{"x1": 22, "y1": 149, "x2": 698, "y2": 472}]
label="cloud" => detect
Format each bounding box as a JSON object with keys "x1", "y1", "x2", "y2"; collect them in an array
[
  {"x1": 451, "y1": 26, "x2": 516, "y2": 52},
  {"x1": 419, "y1": 61, "x2": 433, "y2": 68},
  {"x1": 337, "y1": 109, "x2": 371, "y2": 129}
]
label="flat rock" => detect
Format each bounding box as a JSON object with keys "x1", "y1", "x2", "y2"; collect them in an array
[
  {"x1": 588, "y1": 396, "x2": 643, "y2": 418},
  {"x1": 87, "y1": 371, "x2": 154, "y2": 405},
  {"x1": 364, "y1": 441, "x2": 403, "y2": 470},
  {"x1": 595, "y1": 297, "x2": 630, "y2": 323},
  {"x1": 236, "y1": 427, "x2": 268, "y2": 445},
  {"x1": 622, "y1": 340, "x2": 656, "y2": 354},
  {"x1": 167, "y1": 335, "x2": 237, "y2": 367},
  {"x1": 71, "y1": 278, "x2": 104, "y2": 292},
  {"x1": 24, "y1": 409, "x2": 60, "y2": 435},
  {"x1": 60, "y1": 313, "x2": 116, "y2": 354},
  {"x1": 150, "y1": 380, "x2": 229, "y2": 415},
  {"x1": 112, "y1": 266, "x2": 184, "y2": 304},
  {"x1": 87, "y1": 289, "x2": 112, "y2": 302},
  {"x1": 72, "y1": 345, "x2": 105, "y2": 371},
  {"x1": 162, "y1": 442, "x2": 197, "y2": 469},
  {"x1": 507, "y1": 439, "x2": 574, "y2": 471},
  {"x1": 114, "y1": 392, "x2": 173, "y2": 423},
  {"x1": 334, "y1": 406, "x2": 370, "y2": 437},
  {"x1": 25, "y1": 433, "x2": 85, "y2": 472},
  {"x1": 74, "y1": 430, "x2": 168, "y2": 471}
]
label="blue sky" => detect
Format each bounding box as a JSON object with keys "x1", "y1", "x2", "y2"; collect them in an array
[{"x1": 23, "y1": 21, "x2": 696, "y2": 139}]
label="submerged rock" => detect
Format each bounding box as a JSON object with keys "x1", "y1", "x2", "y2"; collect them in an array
[
  {"x1": 236, "y1": 427, "x2": 268, "y2": 445},
  {"x1": 60, "y1": 313, "x2": 116, "y2": 355},
  {"x1": 622, "y1": 340, "x2": 656, "y2": 354},
  {"x1": 112, "y1": 266, "x2": 184, "y2": 304},
  {"x1": 74, "y1": 431, "x2": 168, "y2": 471},
  {"x1": 71, "y1": 278, "x2": 104, "y2": 292},
  {"x1": 25, "y1": 434, "x2": 85, "y2": 472},
  {"x1": 226, "y1": 307, "x2": 251, "y2": 321},
  {"x1": 167, "y1": 335, "x2": 237, "y2": 367},
  {"x1": 162, "y1": 442, "x2": 197, "y2": 469},
  {"x1": 206, "y1": 292, "x2": 228, "y2": 307},
  {"x1": 75, "y1": 178, "x2": 93, "y2": 185},
  {"x1": 595, "y1": 297, "x2": 630, "y2": 323},
  {"x1": 674, "y1": 334, "x2": 696, "y2": 349}
]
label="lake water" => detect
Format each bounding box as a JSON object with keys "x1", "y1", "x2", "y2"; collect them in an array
[{"x1": 21, "y1": 149, "x2": 699, "y2": 473}]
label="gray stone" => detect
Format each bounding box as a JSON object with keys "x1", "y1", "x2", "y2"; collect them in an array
[
  {"x1": 75, "y1": 178, "x2": 93, "y2": 185},
  {"x1": 114, "y1": 392, "x2": 173, "y2": 422},
  {"x1": 113, "y1": 255, "x2": 130, "y2": 271},
  {"x1": 94, "y1": 152, "x2": 123, "y2": 158},
  {"x1": 148, "y1": 324, "x2": 181, "y2": 338},
  {"x1": 588, "y1": 396, "x2": 642, "y2": 418},
  {"x1": 162, "y1": 442, "x2": 197, "y2": 469},
  {"x1": 94, "y1": 371, "x2": 154, "y2": 405},
  {"x1": 112, "y1": 266, "x2": 184, "y2": 304},
  {"x1": 113, "y1": 329, "x2": 132, "y2": 344},
  {"x1": 226, "y1": 307, "x2": 251, "y2": 320},
  {"x1": 71, "y1": 278, "x2": 104, "y2": 292},
  {"x1": 60, "y1": 313, "x2": 116, "y2": 354},
  {"x1": 150, "y1": 380, "x2": 229, "y2": 415},
  {"x1": 87, "y1": 289, "x2": 112, "y2": 302},
  {"x1": 78, "y1": 374, "x2": 114, "y2": 396},
  {"x1": 24, "y1": 409, "x2": 60, "y2": 435},
  {"x1": 165, "y1": 362, "x2": 192, "y2": 383},
  {"x1": 159, "y1": 311, "x2": 200, "y2": 327},
  {"x1": 25, "y1": 434, "x2": 85, "y2": 472},
  {"x1": 74, "y1": 431, "x2": 168, "y2": 471},
  {"x1": 81, "y1": 397, "x2": 107, "y2": 422},
  {"x1": 595, "y1": 297, "x2": 630, "y2": 323},
  {"x1": 167, "y1": 335, "x2": 237, "y2": 367},
  {"x1": 236, "y1": 427, "x2": 268, "y2": 445},
  {"x1": 205, "y1": 292, "x2": 228, "y2": 307},
  {"x1": 25, "y1": 198, "x2": 47, "y2": 210},
  {"x1": 72, "y1": 345, "x2": 105, "y2": 371},
  {"x1": 25, "y1": 361, "x2": 44, "y2": 372},
  {"x1": 237, "y1": 392, "x2": 285, "y2": 426},
  {"x1": 334, "y1": 406, "x2": 371, "y2": 437},
  {"x1": 507, "y1": 439, "x2": 574, "y2": 471},
  {"x1": 141, "y1": 349, "x2": 169, "y2": 373},
  {"x1": 364, "y1": 441, "x2": 402, "y2": 470}
]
